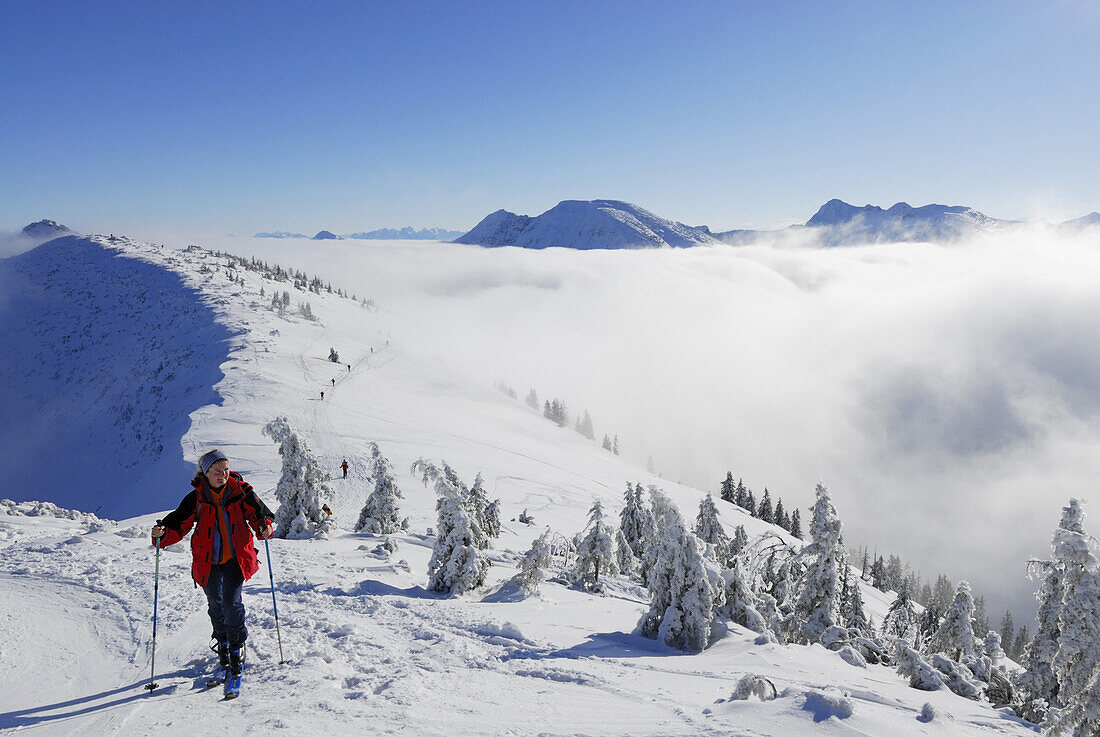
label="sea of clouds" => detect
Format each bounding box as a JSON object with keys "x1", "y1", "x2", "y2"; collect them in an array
[{"x1": 124, "y1": 225, "x2": 1100, "y2": 621}]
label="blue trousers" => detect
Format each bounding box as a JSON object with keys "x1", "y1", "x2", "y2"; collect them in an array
[{"x1": 204, "y1": 559, "x2": 247, "y2": 647}]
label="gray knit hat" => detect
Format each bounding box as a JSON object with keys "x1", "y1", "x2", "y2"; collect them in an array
[{"x1": 199, "y1": 449, "x2": 228, "y2": 474}]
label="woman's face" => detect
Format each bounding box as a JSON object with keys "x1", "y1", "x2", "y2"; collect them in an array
[{"x1": 205, "y1": 459, "x2": 230, "y2": 488}]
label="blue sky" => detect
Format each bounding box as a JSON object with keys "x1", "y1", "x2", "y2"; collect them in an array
[{"x1": 2, "y1": 0, "x2": 1098, "y2": 234}]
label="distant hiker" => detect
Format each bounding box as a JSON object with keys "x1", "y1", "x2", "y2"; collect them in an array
[
  {"x1": 331, "y1": 378, "x2": 335, "y2": 386},
  {"x1": 341, "y1": 459, "x2": 348, "y2": 478},
  {"x1": 370, "y1": 347, "x2": 373, "y2": 354},
  {"x1": 150, "y1": 449, "x2": 274, "y2": 688},
  {"x1": 347, "y1": 364, "x2": 351, "y2": 372},
  {"x1": 320, "y1": 390, "x2": 324, "y2": 401}
]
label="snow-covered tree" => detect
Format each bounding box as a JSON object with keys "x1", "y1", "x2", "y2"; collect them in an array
[
  {"x1": 328, "y1": 347, "x2": 339, "y2": 363},
  {"x1": 932, "y1": 580, "x2": 978, "y2": 661},
  {"x1": 999, "y1": 611, "x2": 1015, "y2": 659},
  {"x1": 615, "y1": 527, "x2": 637, "y2": 577},
  {"x1": 774, "y1": 498, "x2": 788, "y2": 531},
  {"x1": 525, "y1": 388, "x2": 539, "y2": 410},
  {"x1": 619, "y1": 483, "x2": 654, "y2": 561},
  {"x1": 574, "y1": 500, "x2": 619, "y2": 590},
  {"x1": 1051, "y1": 499, "x2": 1100, "y2": 721},
  {"x1": 638, "y1": 489, "x2": 717, "y2": 652},
  {"x1": 882, "y1": 580, "x2": 919, "y2": 645},
  {"x1": 576, "y1": 409, "x2": 595, "y2": 440},
  {"x1": 757, "y1": 488, "x2": 774, "y2": 524},
  {"x1": 263, "y1": 416, "x2": 335, "y2": 539},
  {"x1": 841, "y1": 566, "x2": 872, "y2": 635},
  {"x1": 694, "y1": 494, "x2": 728, "y2": 549},
  {"x1": 1018, "y1": 501, "x2": 1080, "y2": 713},
  {"x1": 729, "y1": 525, "x2": 749, "y2": 557},
  {"x1": 930, "y1": 574, "x2": 954, "y2": 615},
  {"x1": 870, "y1": 556, "x2": 888, "y2": 590},
  {"x1": 718, "y1": 554, "x2": 769, "y2": 635},
  {"x1": 424, "y1": 471, "x2": 489, "y2": 596},
  {"x1": 354, "y1": 442, "x2": 407, "y2": 534},
  {"x1": 601, "y1": 435, "x2": 612, "y2": 451},
  {"x1": 511, "y1": 529, "x2": 553, "y2": 594},
  {"x1": 789, "y1": 482, "x2": 845, "y2": 644},
  {"x1": 894, "y1": 641, "x2": 946, "y2": 692},
  {"x1": 719, "y1": 472, "x2": 736, "y2": 504},
  {"x1": 466, "y1": 473, "x2": 498, "y2": 550},
  {"x1": 789, "y1": 508, "x2": 802, "y2": 539}
]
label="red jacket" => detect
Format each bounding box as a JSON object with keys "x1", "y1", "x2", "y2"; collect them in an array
[{"x1": 157, "y1": 472, "x2": 274, "y2": 588}]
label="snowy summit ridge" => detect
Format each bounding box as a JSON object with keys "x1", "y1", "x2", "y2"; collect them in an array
[{"x1": 455, "y1": 199, "x2": 719, "y2": 250}]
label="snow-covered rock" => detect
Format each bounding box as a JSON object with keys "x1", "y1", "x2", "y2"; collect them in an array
[
  {"x1": 804, "y1": 199, "x2": 1004, "y2": 245},
  {"x1": 455, "y1": 199, "x2": 718, "y2": 249},
  {"x1": 21, "y1": 219, "x2": 73, "y2": 238}
]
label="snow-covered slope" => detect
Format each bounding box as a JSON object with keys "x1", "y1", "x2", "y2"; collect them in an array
[
  {"x1": 0, "y1": 236, "x2": 232, "y2": 517},
  {"x1": 0, "y1": 235, "x2": 1035, "y2": 737},
  {"x1": 455, "y1": 199, "x2": 719, "y2": 249},
  {"x1": 805, "y1": 199, "x2": 1004, "y2": 244},
  {"x1": 344, "y1": 226, "x2": 465, "y2": 240}
]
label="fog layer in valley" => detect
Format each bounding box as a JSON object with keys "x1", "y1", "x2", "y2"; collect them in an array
[{"x1": 157, "y1": 226, "x2": 1100, "y2": 621}]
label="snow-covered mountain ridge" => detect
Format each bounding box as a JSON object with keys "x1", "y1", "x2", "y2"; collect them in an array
[
  {"x1": 0, "y1": 234, "x2": 1040, "y2": 736},
  {"x1": 455, "y1": 199, "x2": 719, "y2": 249},
  {"x1": 456, "y1": 199, "x2": 1099, "y2": 249}
]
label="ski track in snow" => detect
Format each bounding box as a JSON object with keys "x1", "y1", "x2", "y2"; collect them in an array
[{"x1": 0, "y1": 235, "x2": 1039, "y2": 737}]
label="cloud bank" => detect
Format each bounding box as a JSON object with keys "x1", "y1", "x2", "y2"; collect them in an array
[{"x1": 154, "y1": 226, "x2": 1100, "y2": 621}]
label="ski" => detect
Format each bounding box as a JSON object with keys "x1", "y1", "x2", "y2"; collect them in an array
[{"x1": 206, "y1": 664, "x2": 226, "y2": 689}]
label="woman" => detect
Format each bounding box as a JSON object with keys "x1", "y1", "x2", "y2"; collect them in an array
[{"x1": 151, "y1": 449, "x2": 275, "y2": 689}]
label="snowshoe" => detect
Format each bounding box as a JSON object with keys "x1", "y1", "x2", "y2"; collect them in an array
[{"x1": 223, "y1": 646, "x2": 244, "y2": 699}]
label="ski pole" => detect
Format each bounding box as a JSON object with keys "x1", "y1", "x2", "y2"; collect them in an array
[
  {"x1": 145, "y1": 530, "x2": 162, "y2": 691},
  {"x1": 264, "y1": 536, "x2": 286, "y2": 664}
]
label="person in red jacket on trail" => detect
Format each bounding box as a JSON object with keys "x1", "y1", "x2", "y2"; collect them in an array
[{"x1": 151, "y1": 449, "x2": 275, "y2": 682}]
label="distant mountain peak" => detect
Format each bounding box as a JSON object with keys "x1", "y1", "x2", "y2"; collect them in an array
[
  {"x1": 22, "y1": 219, "x2": 73, "y2": 238},
  {"x1": 455, "y1": 199, "x2": 717, "y2": 250},
  {"x1": 312, "y1": 231, "x2": 340, "y2": 240}
]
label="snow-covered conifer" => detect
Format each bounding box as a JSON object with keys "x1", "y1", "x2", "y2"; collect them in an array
[
  {"x1": 511, "y1": 529, "x2": 553, "y2": 594},
  {"x1": 1019, "y1": 501, "x2": 1080, "y2": 712},
  {"x1": 720, "y1": 472, "x2": 736, "y2": 504},
  {"x1": 882, "y1": 580, "x2": 919, "y2": 645},
  {"x1": 328, "y1": 347, "x2": 339, "y2": 363},
  {"x1": 894, "y1": 641, "x2": 945, "y2": 692},
  {"x1": 1051, "y1": 499, "x2": 1100, "y2": 718},
  {"x1": 425, "y1": 476, "x2": 489, "y2": 596},
  {"x1": 774, "y1": 498, "x2": 787, "y2": 530},
  {"x1": 789, "y1": 482, "x2": 845, "y2": 644},
  {"x1": 842, "y1": 566, "x2": 872, "y2": 635},
  {"x1": 615, "y1": 527, "x2": 637, "y2": 577},
  {"x1": 574, "y1": 499, "x2": 619, "y2": 590},
  {"x1": 870, "y1": 556, "x2": 888, "y2": 590},
  {"x1": 789, "y1": 508, "x2": 803, "y2": 539},
  {"x1": 757, "y1": 488, "x2": 774, "y2": 524},
  {"x1": 932, "y1": 580, "x2": 978, "y2": 661},
  {"x1": 729, "y1": 525, "x2": 749, "y2": 557},
  {"x1": 354, "y1": 442, "x2": 407, "y2": 535},
  {"x1": 638, "y1": 489, "x2": 716, "y2": 652},
  {"x1": 718, "y1": 555, "x2": 769, "y2": 634},
  {"x1": 525, "y1": 388, "x2": 539, "y2": 410},
  {"x1": 619, "y1": 483, "x2": 654, "y2": 561},
  {"x1": 694, "y1": 494, "x2": 728, "y2": 549},
  {"x1": 263, "y1": 416, "x2": 335, "y2": 539}
]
